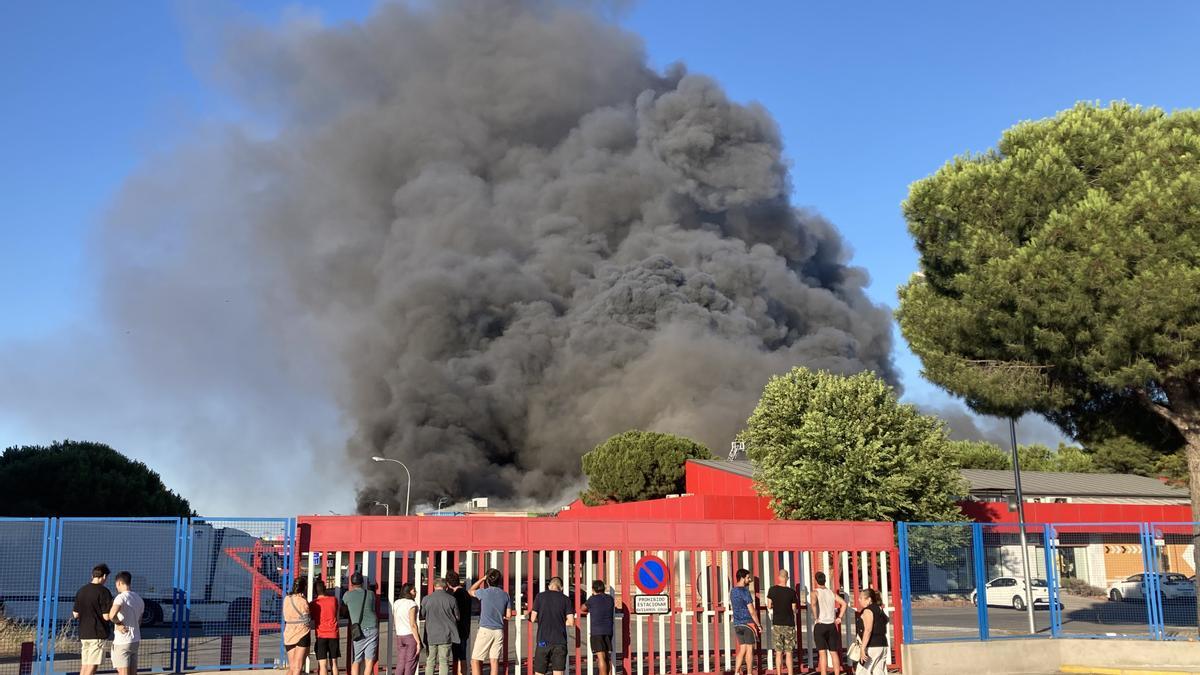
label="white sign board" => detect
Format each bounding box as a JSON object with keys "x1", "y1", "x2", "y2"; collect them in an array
[{"x1": 634, "y1": 594, "x2": 670, "y2": 615}]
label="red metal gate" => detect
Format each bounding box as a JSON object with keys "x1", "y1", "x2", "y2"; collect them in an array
[{"x1": 296, "y1": 516, "x2": 901, "y2": 674}]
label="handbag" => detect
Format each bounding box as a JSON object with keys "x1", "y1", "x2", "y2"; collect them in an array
[
  {"x1": 349, "y1": 590, "x2": 367, "y2": 641},
  {"x1": 289, "y1": 596, "x2": 313, "y2": 630},
  {"x1": 846, "y1": 637, "x2": 862, "y2": 662}
]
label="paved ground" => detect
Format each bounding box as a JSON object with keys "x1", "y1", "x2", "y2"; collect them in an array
[{"x1": 911, "y1": 594, "x2": 1198, "y2": 639}]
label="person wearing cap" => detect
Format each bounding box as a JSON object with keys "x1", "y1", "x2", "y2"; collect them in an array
[{"x1": 340, "y1": 572, "x2": 378, "y2": 675}]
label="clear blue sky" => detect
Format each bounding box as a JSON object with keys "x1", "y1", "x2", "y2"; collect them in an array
[{"x1": 3, "y1": 1, "x2": 1199, "y2": 512}]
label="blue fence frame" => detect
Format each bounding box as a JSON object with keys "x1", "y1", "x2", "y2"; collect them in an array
[
  {"x1": 4, "y1": 517, "x2": 295, "y2": 675},
  {"x1": 899, "y1": 521, "x2": 1192, "y2": 645}
]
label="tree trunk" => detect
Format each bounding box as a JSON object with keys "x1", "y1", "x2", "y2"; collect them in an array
[{"x1": 1160, "y1": 380, "x2": 1200, "y2": 636}]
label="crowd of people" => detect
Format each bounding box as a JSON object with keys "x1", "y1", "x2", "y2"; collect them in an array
[
  {"x1": 281, "y1": 569, "x2": 610, "y2": 675},
  {"x1": 71, "y1": 561, "x2": 888, "y2": 675}
]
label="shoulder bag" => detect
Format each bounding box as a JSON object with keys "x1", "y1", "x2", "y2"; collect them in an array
[
  {"x1": 289, "y1": 595, "x2": 313, "y2": 629},
  {"x1": 349, "y1": 591, "x2": 367, "y2": 641}
]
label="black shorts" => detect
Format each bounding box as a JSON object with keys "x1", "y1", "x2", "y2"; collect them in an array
[
  {"x1": 814, "y1": 623, "x2": 840, "y2": 651},
  {"x1": 590, "y1": 635, "x2": 613, "y2": 653},
  {"x1": 734, "y1": 624, "x2": 757, "y2": 646},
  {"x1": 534, "y1": 644, "x2": 567, "y2": 673},
  {"x1": 315, "y1": 637, "x2": 340, "y2": 660},
  {"x1": 286, "y1": 633, "x2": 312, "y2": 650}
]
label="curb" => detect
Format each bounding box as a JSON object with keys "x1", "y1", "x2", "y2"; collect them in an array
[{"x1": 1061, "y1": 666, "x2": 1200, "y2": 675}]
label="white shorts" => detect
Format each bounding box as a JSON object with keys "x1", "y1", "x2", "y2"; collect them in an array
[
  {"x1": 471, "y1": 627, "x2": 503, "y2": 661},
  {"x1": 80, "y1": 639, "x2": 107, "y2": 666},
  {"x1": 111, "y1": 642, "x2": 140, "y2": 669}
]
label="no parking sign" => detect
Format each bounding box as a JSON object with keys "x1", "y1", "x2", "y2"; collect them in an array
[{"x1": 634, "y1": 554, "x2": 670, "y2": 595}]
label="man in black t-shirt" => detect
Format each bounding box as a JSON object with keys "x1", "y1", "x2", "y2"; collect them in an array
[
  {"x1": 530, "y1": 576, "x2": 574, "y2": 675},
  {"x1": 445, "y1": 571, "x2": 472, "y2": 675},
  {"x1": 73, "y1": 563, "x2": 113, "y2": 675},
  {"x1": 766, "y1": 569, "x2": 798, "y2": 675}
]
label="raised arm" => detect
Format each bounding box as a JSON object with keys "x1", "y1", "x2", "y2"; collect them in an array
[{"x1": 468, "y1": 576, "x2": 486, "y2": 598}]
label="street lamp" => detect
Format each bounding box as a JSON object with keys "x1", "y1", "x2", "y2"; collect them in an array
[
  {"x1": 370, "y1": 457, "x2": 411, "y2": 516},
  {"x1": 436, "y1": 497, "x2": 450, "y2": 511},
  {"x1": 372, "y1": 501, "x2": 390, "y2": 517},
  {"x1": 1009, "y1": 417, "x2": 1036, "y2": 634}
]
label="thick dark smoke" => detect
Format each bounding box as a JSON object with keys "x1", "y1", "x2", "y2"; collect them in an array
[{"x1": 9, "y1": 1, "x2": 898, "y2": 512}]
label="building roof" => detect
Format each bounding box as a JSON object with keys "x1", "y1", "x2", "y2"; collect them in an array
[
  {"x1": 690, "y1": 458, "x2": 754, "y2": 478},
  {"x1": 691, "y1": 459, "x2": 1188, "y2": 500},
  {"x1": 959, "y1": 469, "x2": 1188, "y2": 499}
]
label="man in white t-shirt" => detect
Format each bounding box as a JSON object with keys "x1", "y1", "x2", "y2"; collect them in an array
[{"x1": 105, "y1": 571, "x2": 144, "y2": 675}]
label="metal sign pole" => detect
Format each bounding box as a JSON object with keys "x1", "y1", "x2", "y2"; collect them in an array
[{"x1": 1010, "y1": 417, "x2": 1036, "y2": 634}]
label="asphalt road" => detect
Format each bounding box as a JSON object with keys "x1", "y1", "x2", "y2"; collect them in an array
[{"x1": 911, "y1": 594, "x2": 1198, "y2": 639}]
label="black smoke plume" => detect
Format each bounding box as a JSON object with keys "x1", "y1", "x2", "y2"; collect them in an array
[{"x1": 9, "y1": 1, "x2": 897, "y2": 512}]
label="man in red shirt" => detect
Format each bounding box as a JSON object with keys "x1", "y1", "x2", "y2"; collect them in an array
[{"x1": 309, "y1": 578, "x2": 340, "y2": 675}]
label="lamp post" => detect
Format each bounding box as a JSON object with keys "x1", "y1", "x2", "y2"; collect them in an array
[
  {"x1": 372, "y1": 501, "x2": 390, "y2": 517},
  {"x1": 370, "y1": 457, "x2": 411, "y2": 516},
  {"x1": 1009, "y1": 417, "x2": 1036, "y2": 634}
]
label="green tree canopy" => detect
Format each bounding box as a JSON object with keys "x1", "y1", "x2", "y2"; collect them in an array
[
  {"x1": 580, "y1": 430, "x2": 713, "y2": 506},
  {"x1": 0, "y1": 440, "x2": 193, "y2": 517},
  {"x1": 742, "y1": 367, "x2": 965, "y2": 522},
  {"x1": 946, "y1": 440, "x2": 1096, "y2": 472},
  {"x1": 897, "y1": 102, "x2": 1200, "y2": 519}
]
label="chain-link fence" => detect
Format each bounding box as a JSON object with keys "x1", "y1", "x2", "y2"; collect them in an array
[
  {"x1": 4, "y1": 517, "x2": 294, "y2": 675},
  {"x1": 0, "y1": 519, "x2": 53, "y2": 675},
  {"x1": 900, "y1": 521, "x2": 1200, "y2": 644}
]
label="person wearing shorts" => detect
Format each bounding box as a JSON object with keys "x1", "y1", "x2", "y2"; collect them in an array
[
  {"x1": 447, "y1": 571, "x2": 472, "y2": 675},
  {"x1": 767, "y1": 569, "x2": 798, "y2": 675},
  {"x1": 530, "y1": 577, "x2": 574, "y2": 675},
  {"x1": 309, "y1": 579, "x2": 341, "y2": 675},
  {"x1": 469, "y1": 569, "x2": 513, "y2": 675},
  {"x1": 730, "y1": 569, "x2": 759, "y2": 675},
  {"x1": 282, "y1": 576, "x2": 312, "y2": 675},
  {"x1": 340, "y1": 573, "x2": 378, "y2": 675},
  {"x1": 106, "y1": 571, "x2": 144, "y2": 675},
  {"x1": 584, "y1": 580, "x2": 615, "y2": 675},
  {"x1": 73, "y1": 564, "x2": 113, "y2": 675},
  {"x1": 810, "y1": 572, "x2": 847, "y2": 675}
]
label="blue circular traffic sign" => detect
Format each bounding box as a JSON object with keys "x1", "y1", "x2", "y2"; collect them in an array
[{"x1": 634, "y1": 554, "x2": 669, "y2": 595}]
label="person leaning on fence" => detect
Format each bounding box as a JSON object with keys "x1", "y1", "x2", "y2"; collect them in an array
[
  {"x1": 853, "y1": 588, "x2": 889, "y2": 675},
  {"x1": 340, "y1": 573, "x2": 379, "y2": 675},
  {"x1": 730, "y1": 568, "x2": 760, "y2": 675},
  {"x1": 468, "y1": 569, "x2": 513, "y2": 675},
  {"x1": 421, "y1": 577, "x2": 460, "y2": 675},
  {"x1": 530, "y1": 576, "x2": 574, "y2": 675},
  {"x1": 446, "y1": 571, "x2": 471, "y2": 675},
  {"x1": 810, "y1": 571, "x2": 846, "y2": 675},
  {"x1": 767, "y1": 568, "x2": 798, "y2": 675},
  {"x1": 391, "y1": 582, "x2": 420, "y2": 675},
  {"x1": 282, "y1": 576, "x2": 312, "y2": 675},
  {"x1": 105, "y1": 571, "x2": 144, "y2": 675},
  {"x1": 309, "y1": 578, "x2": 341, "y2": 675},
  {"x1": 73, "y1": 563, "x2": 113, "y2": 675},
  {"x1": 583, "y1": 579, "x2": 615, "y2": 675}
]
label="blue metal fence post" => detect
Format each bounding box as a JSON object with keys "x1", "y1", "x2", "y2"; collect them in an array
[
  {"x1": 46, "y1": 517, "x2": 65, "y2": 674},
  {"x1": 171, "y1": 518, "x2": 186, "y2": 673},
  {"x1": 35, "y1": 518, "x2": 55, "y2": 675},
  {"x1": 972, "y1": 523, "x2": 989, "y2": 640},
  {"x1": 1141, "y1": 523, "x2": 1165, "y2": 640},
  {"x1": 181, "y1": 519, "x2": 195, "y2": 671},
  {"x1": 897, "y1": 522, "x2": 913, "y2": 643},
  {"x1": 1042, "y1": 524, "x2": 1062, "y2": 638}
]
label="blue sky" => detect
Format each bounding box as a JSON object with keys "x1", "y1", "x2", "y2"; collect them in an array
[{"x1": 3, "y1": 1, "x2": 1199, "y2": 513}]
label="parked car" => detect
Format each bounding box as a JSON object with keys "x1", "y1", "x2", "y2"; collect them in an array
[
  {"x1": 1108, "y1": 573, "x2": 1197, "y2": 603},
  {"x1": 969, "y1": 577, "x2": 1057, "y2": 610}
]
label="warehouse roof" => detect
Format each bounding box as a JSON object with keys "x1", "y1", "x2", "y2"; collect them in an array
[
  {"x1": 959, "y1": 469, "x2": 1188, "y2": 498},
  {"x1": 691, "y1": 459, "x2": 1187, "y2": 499}
]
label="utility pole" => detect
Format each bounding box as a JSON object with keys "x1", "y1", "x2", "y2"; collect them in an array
[{"x1": 1010, "y1": 417, "x2": 1037, "y2": 634}]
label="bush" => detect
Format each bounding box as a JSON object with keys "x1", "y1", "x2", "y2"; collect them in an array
[
  {"x1": 581, "y1": 430, "x2": 713, "y2": 505},
  {"x1": 1060, "y1": 577, "x2": 1106, "y2": 598}
]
